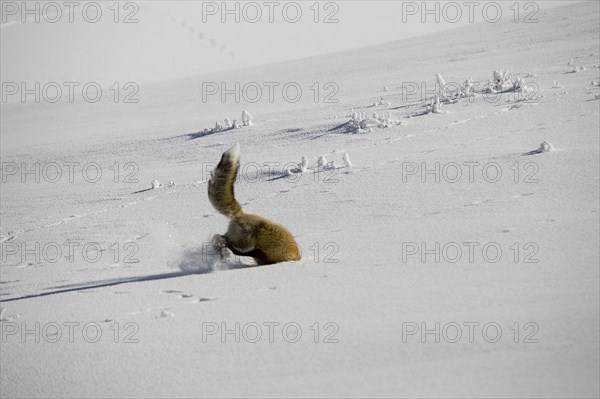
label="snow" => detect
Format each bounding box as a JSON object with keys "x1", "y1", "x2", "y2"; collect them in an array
[{"x1": 1, "y1": 2, "x2": 599, "y2": 398}]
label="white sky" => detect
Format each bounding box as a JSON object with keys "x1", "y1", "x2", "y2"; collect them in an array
[{"x1": 0, "y1": 1, "x2": 576, "y2": 84}]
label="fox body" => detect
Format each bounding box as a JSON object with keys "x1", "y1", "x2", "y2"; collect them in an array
[{"x1": 208, "y1": 143, "x2": 301, "y2": 265}]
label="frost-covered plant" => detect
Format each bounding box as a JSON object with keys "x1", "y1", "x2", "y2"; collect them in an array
[
  {"x1": 342, "y1": 153, "x2": 352, "y2": 167},
  {"x1": 241, "y1": 110, "x2": 253, "y2": 126},
  {"x1": 463, "y1": 77, "x2": 474, "y2": 97},
  {"x1": 299, "y1": 156, "x2": 308, "y2": 172},
  {"x1": 427, "y1": 94, "x2": 443, "y2": 114},
  {"x1": 539, "y1": 141, "x2": 553, "y2": 152},
  {"x1": 463, "y1": 77, "x2": 475, "y2": 97},
  {"x1": 436, "y1": 74, "x2": 446, "y2": 95},
  {"x1": 568, "y1": 58, "x2": 585, "y2": 72},
  {"x1": 199, "y1": 112, "x2": 252, "y2": 135},
  {"x1": 348, "y1": 111, "x2": 402, "y2": 132},
  {"x1": 493, "y1": 70, "x2": 508, "y2": 90},
  {"x1": 373, "y1": 97, "x2": 390, "y2": 107},
  {"x1": 435, "y1": 74, "x2": 464, "y2": 101},
  {"x1": 523, "y1": 141, "x2": 554, "y2": 156},
  {"x1": 509, "y1": 76, "x2": 528, "y2": 101},
  {"x1": 375, "y1": 112, "x2": 402, "y2": 127},
  {"x1": 287, "y1": 156, "x2": 309, "y2": 175},
  {"x1": 324, "y1": 160, "x2": 338, "y2": 170},
  {"x1": 512, "y1": 76, "x2": 526, "y2": 92},
  {"x1": 349, "y1": 112, "x2": 377, "y2": 130},
  {"x1": 316, "y1": 156, "x2": 341, "y2": 170},
  {"x1": 317, "y1": 155, "x2": 327, "y2": 167},
  {"x1": 432, "y1": 99, "x2": 442, "y2": 114},
  {"x1": 297, "y1": 156, "x2": 309, "y2": 173}
]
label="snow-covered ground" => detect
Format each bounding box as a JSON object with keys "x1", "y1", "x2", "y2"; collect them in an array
[{"x1": 1, "y1": 1, "x2": 599, "y2": 398}]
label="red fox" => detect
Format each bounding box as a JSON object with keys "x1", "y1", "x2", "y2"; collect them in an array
[{"x1": 208, "y1": 143, "x2": 301, "y2": 265}]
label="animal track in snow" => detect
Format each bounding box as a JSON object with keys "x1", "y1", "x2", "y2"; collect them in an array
[
  {"x1": 154, "y1": 308, "x2": 175, "y2": 318},
  {"x1": 160, "y1": 289, "x2": 196, "y2": 300}
]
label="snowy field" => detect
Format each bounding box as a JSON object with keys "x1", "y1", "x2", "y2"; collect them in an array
[{"x1": 1, "y1": 1, "x2": 599, "y2": 398}]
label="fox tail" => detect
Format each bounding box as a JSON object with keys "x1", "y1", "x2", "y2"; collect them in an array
[{"x1": 207, "y1": 143, "x2": 244, "y2": 219}]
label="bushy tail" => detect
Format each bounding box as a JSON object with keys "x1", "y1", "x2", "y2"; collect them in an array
[{"x1": 208, "y1": 143, "x2": 243, "y2": 219}]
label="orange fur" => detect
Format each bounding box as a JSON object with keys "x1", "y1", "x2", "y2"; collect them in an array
[{"x1": 208, "y1": 143, "x2": 301, "y2": 265}]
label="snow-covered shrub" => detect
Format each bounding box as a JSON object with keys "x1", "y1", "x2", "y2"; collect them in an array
[
  {"x1": 324, "y1": 160, "x2": 338, "y2": 170},
  {"x1": 539, "y1": 141, "x2": 553, "y2": 152},
  {"x1": 348, "y1": 111, "x2": 402, "y2": 132},
  {"x1": 512, "y1": 76, "x2": 526, "y2": 92},
  {"x1": 568, "y1": 58, "x2": 585, "y2": 72},
  {"x1": 241, "y1": 110, "x2": 253, "y2": 126},
  {"x1": 426, "y1": 94, "x2": 444, "y2": 114},
  {"x1": 434, "y1": 73, "x2": 464, "y2": 101},
  {"x1": 463, "y1": 77, "x2": 474, "y2": 97},
  {"x1": 299, "y1": 156, "x2": 308, "y2": 172},
  {"x1": 151, "y1": 180, "x2": 161, "y2": 189},
  {"x1": 523, "y1": 141, "x2": 554, "y2": 156},
  {"x1": 316, "y1": 155, "x2": 342, "y2": 170},
  {"x1": 198, "y1": 111, "x2": 255, "y2": 136},
  {"x1": 436, "y1": 74, "x2": 446, "y2": 95},
  {"x1": 349, "y1": 112, "x2": 368, "y2": 129},
  {"x1": 342, "y1": 153, "x2": 352, "y2": 167},
  {"x1": 488, "y1": 70, "x2": 531, "y2": 96},
  {"x1": 493, "y1": 70, "x2": 508, "y2": 91},
  {"x1": 373, "y1": 97, "x2": 390, "y2": 107},
  {"x1": 317, "y1": 155, "x2": 327, "y2": 167},
  {"x1": 349, "y1": 112, "x2": 377, "y2": 130},
  {"x1": 287, "y1": 156, "x2": 309, "y2": 175},
  {"x1": 375, "y1": 112, "x2": 402, "y2": 127},
  {"x1": 509, "y1": 76, "x2": 530, "y2": 100}
]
